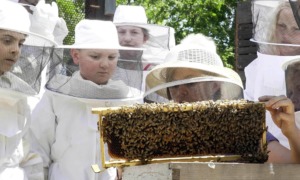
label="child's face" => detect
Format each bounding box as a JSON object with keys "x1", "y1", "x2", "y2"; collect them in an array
[
  {"x1": 71, "y1": 49, "x2": 119, "y2": 85},
  {"x1": 117, "y1": 26, "x2": 147, "y2": 60},
  {"x1": 168, "y1": 68, "x2": 220, "y2": 103},
  {"x1": 286, "y1": 68, "x2": 300, "y2": 111},
  {"x1": 275, "y1": 8, "x2": 300, "y2": 55},
  {"x1": 117, "y1": 26, "x2": 147, "y2": 48},
  {"x1": 0, "y1": 29, "x2": 26, "y2": 75}
]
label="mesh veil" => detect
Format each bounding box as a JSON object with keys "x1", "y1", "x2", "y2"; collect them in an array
[
  {"x1": 283, "y1": 58, "x2": 300, "y2": 111},
  {"x1": 246, "y1": 1, "x2": 300, "y2": 150},
  {"x1": 113, "y1": 24, "x2": 175, "y2": 92},
  {"x1": 245, "y1": 0, "x2": 300, "y2": 101},
  {"x1": 46, "y1": 48, "x2": 144, "y2": 102},
  {"x1": 0, "y1": 44, "x2": 54, "y2": 95},
  {"x1": 144, "y1": 46, "x2": 243, "y2": 103},
  {"x1": 251, "y1": 0, "x2": 300, "y2": 55}
]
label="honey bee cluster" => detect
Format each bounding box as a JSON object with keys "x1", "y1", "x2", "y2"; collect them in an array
[{"x1": 101, "y1": 100, "x2": 268, "y2": 163}]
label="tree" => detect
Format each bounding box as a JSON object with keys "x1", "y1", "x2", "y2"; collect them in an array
[
  {"x1": 116, "y1": 0, "x2": 237, "y2": 69},
  {"x1": 56, "y1": 0, "x2": 85, "y2": 45}
]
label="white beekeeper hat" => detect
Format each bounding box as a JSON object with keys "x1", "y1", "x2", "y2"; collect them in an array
[
  {"x1": 113, "y1": 5, "x2": 147, "y2": 25},
  {"x1": 145, "y1": 34, "x2": 243, "y2": 99},
  {"x1": 58, "y1": 19, "x2": 142, "y2": 50},
  {"x1": 0, "y1": 0, "x2": 56, "y2": 47},
  {"x1": 113, "y1": 5, "x2": 175, "y2": 39}
]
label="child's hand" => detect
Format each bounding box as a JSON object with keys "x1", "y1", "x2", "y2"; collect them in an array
[{"x1": 259, "y1": 95, "x2": 297, "y2": 138}]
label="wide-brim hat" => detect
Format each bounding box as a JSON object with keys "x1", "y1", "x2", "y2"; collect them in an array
[
  {"x1": 0, "y1": 1, "x2": 56, "y2": 47},
  {"x1": 145, "y1": 62, "x2": 243, "y2": 98},
  {"x1": 58, "y1": 19, "x2": 142, "y2": 50},
  {"x1": 145, "y1": 43, "x2": 243, "y2": 98}
]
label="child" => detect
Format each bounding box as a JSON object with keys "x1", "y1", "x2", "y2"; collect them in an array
[
  {"x1": 260, "y1": 57, "x2": 300, "y2": 163},
  {"x1": 245, "y1": 1, "x2": 300, "y2": 150},
  {"x1": 144, "y1": 33, "x2": 244, "y2": 103},
  {"x1": 30, "y1": 19, "x2": 143, "y2": 180},
  {"x1": 260, "y1": 58, "x2": 300, "y2": 163},
  {"x1": 0, "y1": 1, "x2": 55, "y2": 179},
  {"x1": 112, "y1": 5, "x2": 175, "y2": 91}
]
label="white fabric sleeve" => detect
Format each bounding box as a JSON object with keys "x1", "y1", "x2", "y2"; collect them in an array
[
  {"x1": 243, "y1": 58, "x2": 258, "y2": 101},
  {"x1": 29, "y1": 92, "x2": 57, "y2": 179}
]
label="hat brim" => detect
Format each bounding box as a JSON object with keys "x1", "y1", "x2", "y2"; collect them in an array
[
  {"x1": 57, "y1": 44, "x2": 145, "y2": 50},
  {"x1": 0, "y1": 26, "x2": 57, "y2": 47},
  {"x1": 282, "y1": 57, "x2": 300, "y2": 70},
  {"x1": 145, "y1": 61, "x2": 243, "y2": 98}
]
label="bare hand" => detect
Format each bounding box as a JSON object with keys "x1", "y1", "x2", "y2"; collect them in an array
[{"x1": 259, "y1": 95, "x2": 296, "y2": 138}]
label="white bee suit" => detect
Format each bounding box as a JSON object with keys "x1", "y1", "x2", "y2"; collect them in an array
[
  {"x1": 0, "y1": 74, "x2": 44, "y2": 180},
  {"x1": 244, "y1": 52, "x2": 300, "y2": 101},
  {"x1": 244, "y1": 52, "x2": 300, "y2": 149},
  {"x1": 30, "y1": 72, "x2": 143, "y2": 180}
]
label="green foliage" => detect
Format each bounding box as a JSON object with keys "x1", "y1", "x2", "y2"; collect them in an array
[
  {"x1": 56, "y1": 0, "x2": 85, "y2": 45},
  {"x1": 117, "y1": 0, "x2": 237, "y2": 69}
]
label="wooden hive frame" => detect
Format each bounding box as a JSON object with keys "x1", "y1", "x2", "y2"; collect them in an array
[{"x1": 92, "y1": 100, "x2": 267, "y2": 169}]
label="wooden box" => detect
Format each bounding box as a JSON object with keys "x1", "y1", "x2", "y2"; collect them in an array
[{"x1": 122, "y1": 162, "x2": 300, "y2": 180}]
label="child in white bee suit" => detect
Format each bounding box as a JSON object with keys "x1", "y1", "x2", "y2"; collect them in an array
[
  {"x1": 112, "y1": 5, "x2": 175, "y2": 92},
  {"x1": 30, "y1": 19, "x2": 143, "y2": 180},
  {"x1": 6, "y1": 0, "x2": 69, "y2": 111},
  {"x1": 260, "y1": 93, "x2": 300, "y2": 163},
  {"x1": 0, "y1": 1, "x2": 56, "y2": 179},
  {"x1": 244, "y1": 0, "x2": 300, "y2": 149},
  {"x1": 260, "y1": 57, "x2": 300, "y2": 163}
]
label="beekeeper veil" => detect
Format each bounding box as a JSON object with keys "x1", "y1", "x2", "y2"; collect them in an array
[
  {"x1": 46, "y1": 20, "x2": 144, "y2": 105},
  {"x1": 144, "y1": 34, "x2": 243, "y2": 103},
  {"x1": 245, "y1": 0, "x2": 300, "y2": 101},
  {"x1": 251, "y1": 0, "x2": 300, "y2": 55},
  {"x1": 113, "y1": 5, "x2": 175, "y2": 92},
  {"x1": 282, "y1": 57, "x2": 300, "y2": 111},
  {"x1": 0, "y1": 1, "x2": 56, "y2": 96},
  {"x1": 0, "y1": 1, "x2": 55, "y2": 141},
  {"x1": 283, "y1": 58, "x2": 300, "y2": 142}
]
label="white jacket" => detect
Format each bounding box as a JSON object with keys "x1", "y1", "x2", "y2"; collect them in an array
[
  {"x1": 30, "y1": 77, "x2": 143, "y2": 180},
  {"x1": 244, "y1": 52, "x2": 300, "y2": 149},
  {"x1": 0, "y1": 87, "x2": 44, "y2": 180},
  {"x1": 243, "y1": 52, "x2": 300, "y2": 101}
]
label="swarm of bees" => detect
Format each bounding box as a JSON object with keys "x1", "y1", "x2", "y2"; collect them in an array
[{"x1": 101, "y1": 100, "x2": 268, "y2": 163}]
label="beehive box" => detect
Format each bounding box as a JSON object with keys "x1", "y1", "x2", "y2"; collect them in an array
[
  {"x1": 122, "y1": 162, "x2": 300, "y2": 180},
  {"x1": 92, "y1": 99, "x2": 267, "y2": 168}
]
